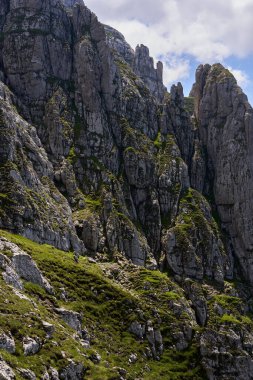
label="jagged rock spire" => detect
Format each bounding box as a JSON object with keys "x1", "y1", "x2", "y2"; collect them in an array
[
  {"x1": 134, "y1": 44, "x2": 166, "y2": 101},
  {"x1": 191, "y1": 63, "x2": 253, "y2": 284}
]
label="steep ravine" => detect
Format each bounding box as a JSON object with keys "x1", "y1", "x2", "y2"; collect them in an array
[{"x1": 0, "y1": 0, "x2": 253, "y2": 379}]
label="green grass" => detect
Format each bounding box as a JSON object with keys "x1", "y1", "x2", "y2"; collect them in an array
[
  {"x1": 0, "y1": 230, "x2": 206, "y2": 379},
  {"x1": 184, "y1": 97, "x2": 195, "y2": 115},
  {"x1": 1, "y1": 229, "x2": 252, "y2": 379},
  {"x1": 220, "y1": 314, "x2": 241, "y2": 324},
  {"x1": 154, "y1": 131, "x2": 163, "y2": 149},
  {"x1": 67, "y1": 146, "x2": 77, "y2": 164},
  {"x1": 84, "y1": 196, "x2": 102, "y2": 210}
]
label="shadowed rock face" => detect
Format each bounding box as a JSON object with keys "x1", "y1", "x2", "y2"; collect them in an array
[
  {"x1": 62, "y1": 0, "x2": 82, "y2": 7},
  {"x1": 191, "y1": 63, "x2": 253, "y2": 284},
  {"x1": 134, "y1": 44, "x2": 167, "y2": 102},
  {"x1": 2, "y1": 2, "x2": 253, "y2": 379},
  {"x1": 0, "y1": 0, "x2": 252, "y2": 286}
]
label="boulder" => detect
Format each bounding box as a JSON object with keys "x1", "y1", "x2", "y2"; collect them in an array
[
  {"x1": 55, "y1": 308, "x2": 82, "y2": 333},
  {"x1": 23, "y1": 337, "x2": 41, "y2": 356},
  {"x1": 0, "y1": 332, "x2": 15, "y2": 354},
  {"x1": 0, "y1": 357, "x2": 15, "y2": 380}
]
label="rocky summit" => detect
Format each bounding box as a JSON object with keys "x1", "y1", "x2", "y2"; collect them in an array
[{"x1": 0, "y1": 0, "x2": 253, "y2": 379}]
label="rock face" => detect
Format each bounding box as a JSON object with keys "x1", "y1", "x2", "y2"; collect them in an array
[
  {"x1": 0, "y1": 332, "x2": 15, "y2": 354},
  {"x1": 104, "y1": 25, "x2": 135, "y2": 67},
  {"x1": 18, "y1": 369, "x2": 36, "y2": 380},
  {"x1": 0, "y1": 81, "x2": 84, "y2": 253},
  {"x1": 162, "y1": 189, "x2": 229, "y2": 283},
  {"x1": 55, "y1": 308, "x2": 82, "y2": 333},
  {"x1": 200, "y1": 328, "x2": 253, "y2": 380},
  {"x1": 59, "y1": 361, "x2": 85, "y2": 380},
  {"x1": 23, "y1": 337, "x2": 41, "y2": 356},
  {"x1": 0, "y1": 0, "x2": 182, "y2": 266},
  {"x1": 0, "y1": 0, "x2": 252, "y2": 288},
  {"x1": 0, "y1": 237, "x2": 53, "y2": 292},
  {"x1": 13, "y1": 251, "x2": 53, "y2": 293},
  {"x1": 1, "y1": 1, "x2": 253, "y2": 379},
  {"x1": 62, "y1": 0, "x2": 82, "y2": 7},
  {"x1": 134, "y1": 44, "x2": 166, "y2": 101},
  {"x1": 191, "y1": 63, "x2": 253, "y2": 284},
  {"x1": 0, "y1": 356, "x2": 15, "y2": 380}
]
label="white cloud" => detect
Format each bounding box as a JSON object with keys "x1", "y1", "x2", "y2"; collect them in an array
[
  {"x1": 84, "y1": 0, "x2": 253, "y2": 87},
  {"x1": 163, "y1": 56, "x2": 190, "y2": 85},
  {"x1": 227, "y1": 67, "x2": 249, "y2": 89}
]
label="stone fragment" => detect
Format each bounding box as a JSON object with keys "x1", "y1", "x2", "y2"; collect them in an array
[
  {"x1": 59, "y1": 361, "x2": 85, "y2": 379},
  {"x1": 55, "y1": 308, "x2": 82, "y2": 333},
  {"x1": 23, "y1": 337, "x2": 41, "y2": 356},
  {"x1": 0, "y1": 332, "x2": 15, "y2": 354},
  {"x1": 89, "y1": 352, "x2": 101, "y2": 364},
  {"x1": 129, "y1": 321, "x2": 145, "y2": 340},
  {"x1": 128, "y1": 353, "x2": 138, "y2": 364},
  {"x1": 13, "y1": 252, "x2": 53, "y2": 294},
  {"x1": 42, "y1": 321, "x2": 55, "y2": 339},
  {"x1": 18, "y1": 369, "x2": 36, "y2": 380}
]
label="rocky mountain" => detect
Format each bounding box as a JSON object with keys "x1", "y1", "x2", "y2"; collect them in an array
[{"x1": 1, "y1": 0, "x2": 253, "y2": 379}]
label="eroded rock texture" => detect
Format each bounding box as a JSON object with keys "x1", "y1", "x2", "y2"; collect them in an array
[
  {"x1": 191, "y1": 63, "x2": 253, "y2": 284},
  {"x1": 1, "y1": 1, "x2": 253, "y2": 378},
  {"x1": 0, "y1": 0, "x2": 252, "y2": 281}
]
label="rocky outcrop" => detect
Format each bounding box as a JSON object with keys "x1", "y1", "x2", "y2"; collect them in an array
[
  {"x1": 0, "y1": 237, "x2": 53, "y2": 292},
  {"x1": 0, "y1": 0, "x2": 248, "y2": 286},
  {"x1": 134, "y1": 44, "x2": 166, "y2": 101},
  {"x1": 42, "y1": 367, "x2": 60, "y2": 380},
  {"x1": 0, "y1": 332, "x2": 15, "y2": 354},
  {"x1": 13, "y1": 250, "x2": 53, "y2": 293},
  {"x1": 23, "y1": 337, "x2": 41, "y2": 356},
  {"x1": 129, "y1": 320, "x2": 163, "y2": 358},
  {"x1": 0, "y1": 356, "x2": 15, "y2": 380},
  {"x1": 2, "y1": 2, "x2": 253, "y2": 378},
  {"x1": 55, "y1": 308, "x2": 82, "y2": 333},
  {"x1": 191, "y1": 63, "x2": 253, "y2": 284},
  {"x1": 0, "y1": 81, "x2": 84, "y2": 253},
  {"x1": 162, "y1": 189, "x2": 231, "y2": 283},
  {"x1": 200, "y1": 328, "x2": 253, "y2": 380},
  {"x1": 104, "y1": 25, "x2": 135, "y2": 67},
  {"x1": 0, "y1": 0, "x2": 186, "y2": 267},
  {"x1": 18, "y1": 369, "x2": 36, "y2": 380},
  {"x1": 42, "y1": 321, "x2": 55, "y2": 339},
  {"x1": 59, "y1": 361, "x2": 85, "y2": 380}
]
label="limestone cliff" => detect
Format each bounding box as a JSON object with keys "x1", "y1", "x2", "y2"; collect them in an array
[
  {"x1": 191, "y1": 63, "x2": 253, "y2": 285},
  {"x1": 0, "y1": 0, "x2": 253, "y2": 379}
]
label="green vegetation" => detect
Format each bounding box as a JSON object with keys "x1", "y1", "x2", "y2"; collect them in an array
[
  {"x1": 154, "y1": 131, "x2": 163, "y2": 149},
  {"x1": 207, "y1": 293, "x2": 253, "y2": 329},
  {"x1": 184, "y1": 97, "x2": 195, "y2": 115},
  {"x1": 155, "y1": 134, "x2": 182, "y2": 175},
  {"x1": 67, "y1": 146, "x2": 77, "y2": 164},
  {"x1": 220, "y1": 314, "x2": 241, "y2": 324},
  {"x1": 115, "y1": 59, "x2": 138, "y2": 82},
  {"x1": 177, "y1": 188, "x2": 218, "y2": 235},
  {"x1": 207, "y1": 64, "x2": 235, "y2": 85},
  {"x1": 120, "y1": 117, "x2": 154, "y2": 156},
  {"x1": 0, "y1": 230, "x2": 206, "y2": 379},
  {"x1": 84, "y1": 195, "x2": 102, "y2": 211}
]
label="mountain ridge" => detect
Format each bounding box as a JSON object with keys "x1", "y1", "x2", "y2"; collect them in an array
[{"x1": 1, "y1": 0, "x2": 253, "y2": 378}]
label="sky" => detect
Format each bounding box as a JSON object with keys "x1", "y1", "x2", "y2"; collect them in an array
[{"x1": 84, "y1": 0, "x2": 253, "y2": 105}]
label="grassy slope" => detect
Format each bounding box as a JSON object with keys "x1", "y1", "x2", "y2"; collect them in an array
[
  {"x1": 0, "y1": 230, "x2": 206, "y2": 379},
  {"x1": 1, "y1": 230, "x2": 253, "y2": 379}
]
